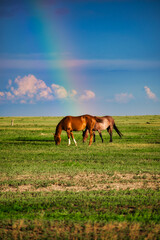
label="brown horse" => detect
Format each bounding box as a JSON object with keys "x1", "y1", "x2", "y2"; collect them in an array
[
  {"x1": 83, "y1": 116, "x2": 123, "y2": 143},
  {"x1": 54, "y1": 115, "x2": 102, "y2": 146}
]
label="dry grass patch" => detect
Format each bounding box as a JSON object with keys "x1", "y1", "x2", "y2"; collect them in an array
[
  {"x1": 1, "y1": 173, "x2": 159, "y2": 192},
  {"x1": 1, "y1": 220, "x2": 160, "y2": 240}
]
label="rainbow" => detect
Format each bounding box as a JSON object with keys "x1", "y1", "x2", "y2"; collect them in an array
[{"x1": 28, "y1": 2, "x2": 92, "y2": 116}]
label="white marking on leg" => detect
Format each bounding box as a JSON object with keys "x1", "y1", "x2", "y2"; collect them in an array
[
  {"x1": 68, "y1": 138, "x2": 71, "y2": 146},
  {"x1": 73, "y1": 138, "x2": 77, "y2": 146}
]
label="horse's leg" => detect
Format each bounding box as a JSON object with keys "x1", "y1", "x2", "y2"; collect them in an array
[
  {"x1": 89, "y1": 129, "x2": 93, "y2": 146},
  {"x1": 67, "y1": 130, "x2": 71, "y2": 146},
  {"x1": 83, "y1": 129, "x2": 89, "y2": 143},
  {"x1": 98, "y1": 130, "x2": 103, "y2": 143},
  {"x1": 93, "y1": 131, "x2": 96, "y2": 142},
  {"x1": 107, "y1": 126, "x2": 112, "y2": 142},
  {"x1": 70, "y1": 131, "x2": 77, "y2": 146},
  {"x1": 110, "y1": 131, "x2": 112, "y2": 142}
]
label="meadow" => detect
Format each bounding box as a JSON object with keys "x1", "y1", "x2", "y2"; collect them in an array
[{"x1": 0, "y1": 115, "x2": 160, "y2": 239}]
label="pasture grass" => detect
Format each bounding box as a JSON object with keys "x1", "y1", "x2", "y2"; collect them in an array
[{"x1": 0, "y1": 115, "x2": 160, "y2": 239}]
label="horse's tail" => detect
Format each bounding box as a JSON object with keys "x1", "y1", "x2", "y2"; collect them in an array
[{"x1": 113, "y1": 123, "x2": 123, "y2": 138}]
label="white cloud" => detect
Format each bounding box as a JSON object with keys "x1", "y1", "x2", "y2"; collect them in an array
[
  {"x1": 79, "y1": 90, "x2": 95, "y2": 101},
  {"x1": 51, "y1": 84, "x2": 68, "y2": 99},
  {"x1": 144, "y1": 86, "x2": 158, "y2": 101},
  {"x1": 5, "y1": 91, "x2": 15, "y2": 100},
  {"x1": 51, "y1": 84, "x2": 78, "y2": 99},
  {"x1": 38, "y1": 87, "x2": 53, "y2": 100},
  {"x1": 12, "y1": 75, "x2": 48, "y2": 97},
  {"x1": 0, "y1": 91, "x2": 5, "y2": 97},
  {"x1": 115, "y1": 93, "x2": 134, "y2": 103},
  {"x1": 69, "y1": 89, "x2": 77, "y2": 98},
  {"x1": 12, "y1": 75, "x2": 53, "y2": 101}
]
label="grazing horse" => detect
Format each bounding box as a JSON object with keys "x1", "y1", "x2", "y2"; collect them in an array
[
  {"x1": 83, "y1": 116, "x2": 123, "y2": 143},
  {"x1": 54, "y1": 115, "x2": 102, "y2": 146}
]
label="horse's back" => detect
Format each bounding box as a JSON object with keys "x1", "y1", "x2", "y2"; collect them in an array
[
  {"x1": 93, "y1": 116, "x2": 114, "y2": 131},
  {"x1": 61, "y1": 115, "x2": 87, "y2": 131},
  {"x1": 103, "y1": 116, "x2": 115, "y2": 124},
  {"x1": 103, "y1": 116, "x2": 114, "y2": 120},
  {"x1": 94, "y1": 118, "x2": 109, "y2": 131}
]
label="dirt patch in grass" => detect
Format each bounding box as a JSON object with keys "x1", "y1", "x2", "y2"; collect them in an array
[
  {"x1": 1, "y1": 220, "x2": 160, "y2": 240},
  {"x1": 1, "y1": 173, "x2": 159, "y2": 192}
]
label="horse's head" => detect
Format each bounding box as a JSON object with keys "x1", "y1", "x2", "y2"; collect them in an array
[{"x1": 54, "y1": 134, "x2": 61, "y2": 145}]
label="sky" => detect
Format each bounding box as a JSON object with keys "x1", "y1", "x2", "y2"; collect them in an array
[{"x1": 0, "y1": 0, "x2": 160, "y2": 116}]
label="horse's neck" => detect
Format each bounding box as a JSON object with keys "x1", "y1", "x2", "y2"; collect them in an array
[{"x1": 55, "y1": 123, "x2": 62, "y2": 136}]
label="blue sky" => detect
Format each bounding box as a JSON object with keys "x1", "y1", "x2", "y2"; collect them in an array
[{"x1": 0, "y1": 0, "x2": 160, "y2": 116}]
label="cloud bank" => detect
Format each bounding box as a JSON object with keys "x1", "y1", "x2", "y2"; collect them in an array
[
  {"x1": 0, "y1": 74, "x2": 95, "y2": 104},
  {"x1": 1, "y1": 58, "x2": 160, "y2": 71}
]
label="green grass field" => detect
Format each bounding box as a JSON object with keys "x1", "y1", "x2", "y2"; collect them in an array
[{"x1": 0, "y1": 115, "x2": 160, "y2": 239}]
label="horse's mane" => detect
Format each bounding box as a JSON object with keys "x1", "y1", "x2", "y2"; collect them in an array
[{"x1": 55, "y1": 119, "x2": 63, "y2": 135}]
